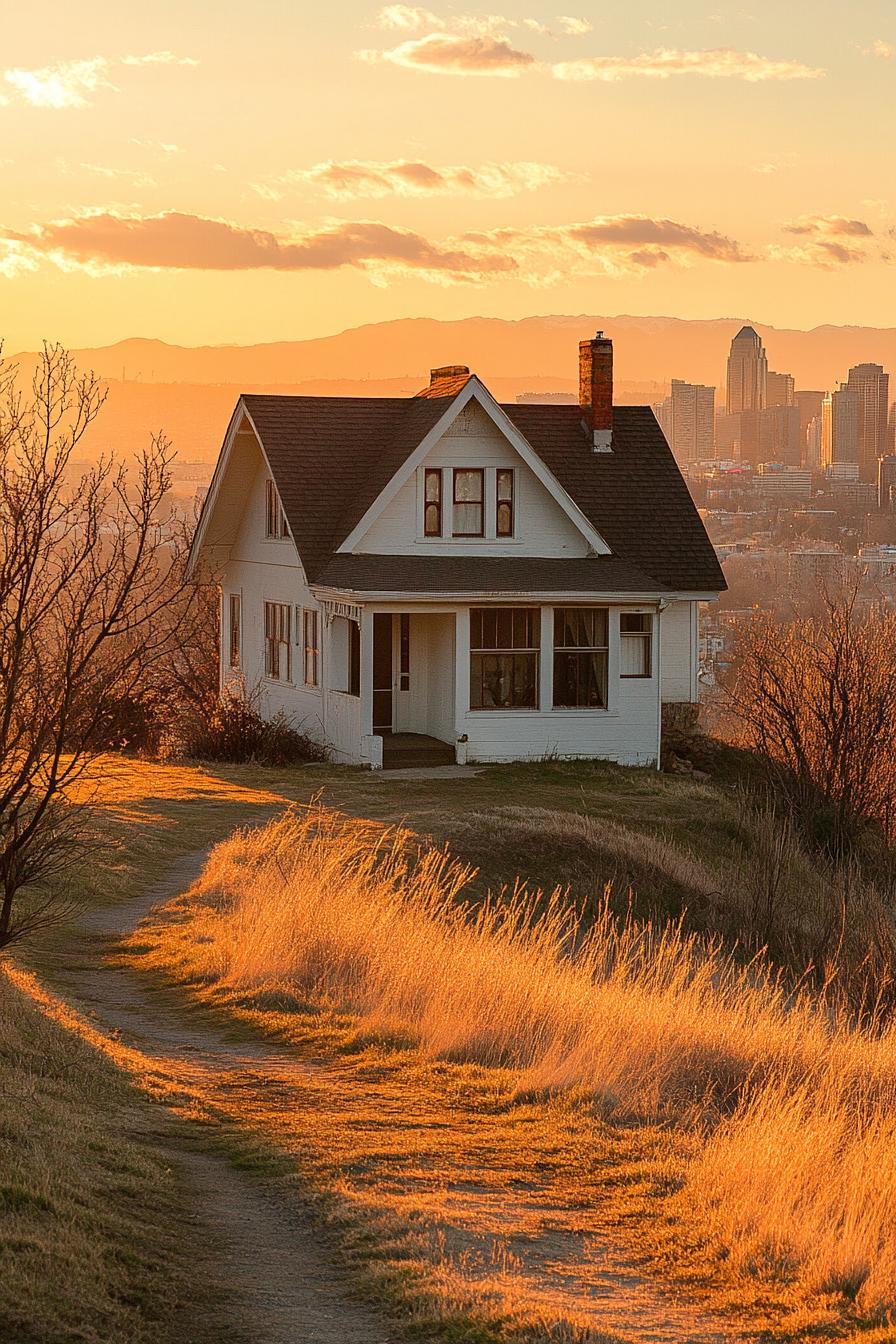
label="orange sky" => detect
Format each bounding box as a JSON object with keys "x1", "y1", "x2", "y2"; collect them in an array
[{"x1": 2, "y1": 1, "x2": 894, "y2": 350}]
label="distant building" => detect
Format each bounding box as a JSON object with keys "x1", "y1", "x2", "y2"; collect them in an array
[
  {"x1": 789, "y1": 548, "x2": 850, "y2": 589},
  {"x1": 858, "y1": 544, "x2": 896, "y2": 579},
  {"x1": 726, "y1": 326, "x2": 768, "y2": 414},
  {"x1": 795, "y1": 390, "x2": 825, "y2": 464},
  {"x1": 755, "y1": 464, "x2": 812, "y2": 499},
  {"x1": 879, "y1": 456, "x2": 896, "y2": 511},
  {"x1": 805, "y1": 415, "x2": 823, "y2": 470},
  {"x1": 515, "y1": 392, "x2": 577, "y2": 404},
  {"x1": 759, "y1": 404, "x2": 802, "y2": 466},
  {"x1": 821, "y1": 386, "x2": 859, "y2": 470},
  {"x1": 766, "y1": 371, "x2": 795, "y2": 407},
  {"x1": 845, "y1": 363, "x2": 890, "y2": 480},
  {"x1": 655, "y1": 379, "x2": 715, "y2": 463}
]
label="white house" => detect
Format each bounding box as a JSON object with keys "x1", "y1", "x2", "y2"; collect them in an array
[{"x1": 188, "y1": 334, "x2": 726, "y2": 768}]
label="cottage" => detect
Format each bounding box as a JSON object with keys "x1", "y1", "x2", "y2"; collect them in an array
[{"x1": 188, "y1": 334, "x2": 725, "y2": 768}]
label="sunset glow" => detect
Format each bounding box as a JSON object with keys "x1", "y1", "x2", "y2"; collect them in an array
[{"x1": 3, "y1": 1, "x2": 894, "y2": 350}]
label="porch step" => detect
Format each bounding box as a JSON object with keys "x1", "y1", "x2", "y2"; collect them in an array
[{"x1": 381, "y1": 732, "x2": 456, "y2": 770}]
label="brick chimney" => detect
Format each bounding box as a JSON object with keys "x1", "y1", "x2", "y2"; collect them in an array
[
  {"x1": 579, "y1": 332, "x2": 613, "y2": 453},
  {"x1": 429, "y1": 365, "x2": 470, "y2": 390}
]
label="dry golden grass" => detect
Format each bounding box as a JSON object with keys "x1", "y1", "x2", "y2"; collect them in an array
[
  {"x1": 180, "y1": 805, "x2": 896, "y2": 1320},
  {"x1": 0, "y1": 967, "x2": 231, "y2": 1344}
]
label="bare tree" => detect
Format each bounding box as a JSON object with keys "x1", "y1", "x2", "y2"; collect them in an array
[
  {"x1": 723, "y1": 591, "x2": 896, "y2": 854},
  {"x1": 0, "y1": 343, "x2": 193, "y2": 947}
]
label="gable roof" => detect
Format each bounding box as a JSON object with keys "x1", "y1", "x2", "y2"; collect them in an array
[{"x1": 232, "y1": 388, "x2": 724, "y2": 595}]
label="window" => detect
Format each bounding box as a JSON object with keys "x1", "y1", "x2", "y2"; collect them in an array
[
  {"x1": 264, "y1": 601, "x2": 291, "y2": 680},
  {"x1": 453, "y1": 468, "x2": 484, "y2": 537},
  {"x1": 470, "y1": 607, "x2": 539, "y2": 709},
  {"x1": 424, "y1": 469, "x2": 442, "y2": 537},
  {"x1": 265, "y1": 479, "x2": 288, "y2": 539},
  {"x1": 302, "y1": 608, "x2": 320, "y2": 687},
  {"x1": 399, "y1": 613, "x2": 410, "y2": 690},
  {"x1": 620, "y1": 612, "x2": 652, "y2": 678},
  {"x1": 496, "y1": 469, "x2": 514, "y2": 538},
  {"x1": 228, "y1": 593, "x2": 241, "y2": 669},
  {"x1": 553, "y1": 608, "x2": 608, "y2": 709}
]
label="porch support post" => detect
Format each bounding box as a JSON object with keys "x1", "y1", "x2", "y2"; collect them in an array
[
  {"x1": 454, "y1": 607, "x2": 470, "y2": 763},
  {"x1": 359, "y1": 606, "x2": 375, "y2": 738},
  {"x1": 539, "y1": 606, "x2": 553, "y2": 712}
]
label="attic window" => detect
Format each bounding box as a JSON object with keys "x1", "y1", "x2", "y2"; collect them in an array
[
  {"x1": 453, "y1": 469, "x2": 484, "y2": 537},
  {"x1": 496, "y1": 469, "x2": 514, "y2": 538},
  {"x1": 265, "y1": 479, "x2": 288, "y2": 539},
  {"x1": 424, "y1": 469, "x2": 442, "y2": 537}
]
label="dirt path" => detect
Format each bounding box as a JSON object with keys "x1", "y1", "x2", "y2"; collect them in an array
[
  {"x1": 74, "y1": 852, "x2": 395, "y2": 1344},
  {"x1": 57, "y1": 850, "x2": 749, "y2": 1344}
]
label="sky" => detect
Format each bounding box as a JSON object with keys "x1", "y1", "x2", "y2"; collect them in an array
[{"x1": 1, "y1": 0, "x2": 894, "y2": 351}]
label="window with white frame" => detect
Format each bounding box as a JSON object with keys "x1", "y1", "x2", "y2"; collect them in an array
[
  {"x1": 453, "y1": 468, "x2": 484, "y2": 537},
  {"x1": 264, "y1": 479, "x2": 288, "y2": 539},
  {"x1": 553, "y1": 608, "x2": 608, "y2": 709},
  {"x1": 424, "y1": 468, "x2": 442, "y2": 536},
  {"x1": 470, "y1": 607, "x2": 539, "y2": 709},
  {"x1": 496, "y1": 469, "x2": 514, "y2": 537},
  {"x1": 228, "y1": 593, "x2": 241, "y2": 669},
  {"x1": 620, "y1": 612, "x2": 652, "y2": 677},
  {"x1": 264, "y1": 601, "x2": 291, "y2": 680},
  {"x1": 301, "y1": 607, "x2": 320, "y2": 687}
]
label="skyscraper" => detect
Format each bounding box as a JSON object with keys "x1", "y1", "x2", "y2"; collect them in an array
[
  {"x1": 822, "y1": 385, "x2": 859, "y2": 470},
  {"x1": 726, "y1": 326, "x2": 768, "y2": 414},
  {"x1": 655, "y1": 379, "x2": 715, "y2": 463},
  {"x1": 767, "y1": 371, "x2": 795, "y2": 408},
  {"x1": 844, "y1": 363, "x2": 890, "y2": 480}
]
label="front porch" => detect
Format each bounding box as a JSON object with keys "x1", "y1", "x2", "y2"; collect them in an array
[{"x1": 318, "y1": 597, "x2": 673, "y2": 771}]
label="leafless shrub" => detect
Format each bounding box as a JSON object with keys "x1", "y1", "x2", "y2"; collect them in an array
[
  {"x1": 722, "y1": 592, "x2": 896, "y2": 857},
  {"x1": 0, "y1": 342, "x2": 201, "y2": 947}
]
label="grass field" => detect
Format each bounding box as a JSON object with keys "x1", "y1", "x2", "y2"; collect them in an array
[{"x1": 7, "y1": 752, "x2": 894, "y2": 1342}]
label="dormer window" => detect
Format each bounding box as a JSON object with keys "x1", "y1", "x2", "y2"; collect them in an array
[
  {"x1": 265, "y1": 479, "x2": 288, "y2": 539},
  {"x1": 496, "y1": 469, "x2": 514, "y2": 537},
  {"x1": 453, "y1": 468, "x2": 484, "y2": 537},
  {"x1": 424, "y1": 468, "x2": 442, "y2": 536}
]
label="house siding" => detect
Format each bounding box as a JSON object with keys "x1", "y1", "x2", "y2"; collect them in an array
[
  {"x1": 355, "y1": 401, "x2": 591, "y2": 558},
  {"x1": 660, "y1": 600, "x2": 699, "y2": 703},
  {"x1": 221, "y1": 454, "x2": 328, "y2": 746}
]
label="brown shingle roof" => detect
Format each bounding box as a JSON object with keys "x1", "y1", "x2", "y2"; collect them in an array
[{"x1": 241, "y1": 388, "x2": 724, "y2": 594}]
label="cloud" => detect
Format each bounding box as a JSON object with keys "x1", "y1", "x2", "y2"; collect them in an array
[
  {"x1": 771, "y1": 214, "x2": 876, "y2": 266},
  {"x1": 558, "y1": 16, "x2": 592, "y2": 36},
  {"x1": 553, "y1": 47, "x2": 824, "y2": 82},
  {"x1": 2, "y1": 52, "x2": 198, "y2": 108},
  {"x1": 132, "y1": 138, "x2": 183, "y2": 154},
  {"x1": 376, "y1": 4, "x2": 441, "y2": 28},
  {"x1": 476, "y1": 215, "x2": 750, "y2": 274},
  {"x1": 120, "y1": 51, "x2": 199, "y2": 66},
  {"x1": 4, "y1": 57, "x2": 115, "y2": 109},
  {"x1": 360, "y1": 31, "x2": 538, "y2": 74},
  {"x1": 3, "y1": 210, "x2": 518, "y2": 282},
  {"x1": 784, "y1": 215, "x2": 872, "y2": 238},
  {"x1": 0, "y1": 239, "x2": 38, "y2": 278},
  {"x1": 254, "y1": 158, "x2": 567, "y2": 201},
  {"x1": 3, "y1": 208, "x2": 751, "y2": 286},
  {"x1": 865, "y1": 38, "x2": 895, "y2": 58}
]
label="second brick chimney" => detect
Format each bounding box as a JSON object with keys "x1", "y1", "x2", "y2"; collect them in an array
[{"x1": 579, "y1": 332, "x2": 613, "y2": 453}]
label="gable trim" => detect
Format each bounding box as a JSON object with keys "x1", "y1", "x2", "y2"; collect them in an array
[
  {"x1": 187, "y1": 397, "x2": 301, "y2": 579},
  {"x1": 336, "y1": 377, "x2": 611, "y2": 557}
]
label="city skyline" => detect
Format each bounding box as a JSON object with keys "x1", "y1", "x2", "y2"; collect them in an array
[{"x1": 1, "y1": 1, "x2": 895, "y2": 351}]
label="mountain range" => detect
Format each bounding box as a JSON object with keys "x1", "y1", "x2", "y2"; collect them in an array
[{"x1": 11, "y1": 314, "x2": 896, "y2": 463}]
